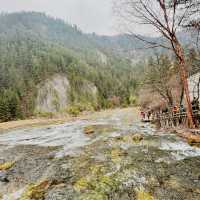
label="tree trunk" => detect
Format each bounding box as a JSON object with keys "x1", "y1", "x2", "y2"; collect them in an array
[
  {"x1": 179, "y1": 86, "x2": 184, "y2": 106},
  {"x1": 197, "y1": 77, "x2": 200, "y2": 100},
  {"x1": 166, "y1": 89, "x2": 174, "y2": 107},
  {"x1": 175, "y1": 42, "x2": 195, "y2": 128}
]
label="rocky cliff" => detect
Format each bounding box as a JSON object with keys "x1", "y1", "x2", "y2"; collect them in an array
[
  {"x1": 35, "y1": 74, "x2": 98, "y2": 113},
  {"x1": 35, "y1": 74, "x2": 70, "y2": 113}
]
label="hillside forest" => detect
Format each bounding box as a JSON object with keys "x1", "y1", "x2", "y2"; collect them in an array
[{"x1": 0, "y1": 12, "x2": 199, "y2": 122}]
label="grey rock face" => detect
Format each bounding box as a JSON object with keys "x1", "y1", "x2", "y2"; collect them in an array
[{"x1": 35, "y1": 74, "x2": 70, "y2": 113}]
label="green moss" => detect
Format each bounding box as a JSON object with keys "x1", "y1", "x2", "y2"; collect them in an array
[
  {"x1": 19, "y1": 181, "x2": 50, "y2": 200},
  {"x1": 74, "y1": 174, "x2": 119, "y2": 198},
  {"x1": 89, "y1": 164, "x2": 105, "y2": 175},
  {"x1": 114, "y1": 134, "x2": 143, "y2": 144},
  {"x1": 136, "y1": 189, "x2": 154, "y2": 200},
  {"x1": 84, "y1": 124, "x2": 117, "y2": 135},
  {"x1": 165, "y1": 176, "x2": 181, "y2": 189},
  {"x1": 52, "y1": 90, "x2": 60, "y2": 111},
  {"x1": 111, "y1": 148, "x2": 123, "y2": 163},
  {"x1": 74, "y1": 177, "x2": 92, "y2": 191},
  {"x1": 66, "y1": 105, "x2": 81, "y2": 116},
  {"x1": 110, "y1": 147, "x2": 127, "y2": 164},
  {"x1": 35, "y1": 111, "x2": 54, "y2": 118},
  {"x1": 96, "y1": 175, "x2": 119, "y2": 192},
  {"x1": 132, "y1": 134, "x2": 144, "y2": 143},
  {"x1": 66, "y1": 102, "x2": 96, "y2": 117},
  {"x1": 0, "y1": 161, "x2": 15, "y2": 170},
  {"x1": 129, "y1": 95, "x2": 138, "y2": 106},
  {"x1": 74, "y1": 161, "x2": 121, "y2": 198},
  {"x1": 79, "y1": 191, "x2": 107, "y2": 200}
]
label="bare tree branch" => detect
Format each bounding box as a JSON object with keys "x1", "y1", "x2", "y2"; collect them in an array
[{"x1": 115, "y1": 0, "x2": 197, "y2": 127}]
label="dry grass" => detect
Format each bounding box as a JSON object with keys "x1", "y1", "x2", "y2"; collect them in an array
[
  {"x1": 0, "y1": 162, "x2": 15, "y2": 170},
  {"x1": 0, "y1": 118, "x2": 67, "y2": 133}
]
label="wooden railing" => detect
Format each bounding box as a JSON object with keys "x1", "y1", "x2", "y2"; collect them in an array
[{"x1": 153, "y1": 110, "x2": 200, "y2": 128}]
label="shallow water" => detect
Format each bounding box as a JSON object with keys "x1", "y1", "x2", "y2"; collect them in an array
[
  {"x1": 0, "y1": 108, "x2": 200, "y2": 200},
  {"x1": 0, "y1": 110, "x2": 199, "y2": 159}
]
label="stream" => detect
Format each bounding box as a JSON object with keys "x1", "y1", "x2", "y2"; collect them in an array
[{"x1": 0, "y1": 108, "x2": 200, "y2": 200}]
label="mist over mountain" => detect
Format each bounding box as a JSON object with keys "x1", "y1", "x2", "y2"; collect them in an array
[
  {"x1": 0, "y1": 12, "x2": 193, "y2": 60},
  {"x1": 0, "y1": 12, "x2": 161, "y2": 60}
]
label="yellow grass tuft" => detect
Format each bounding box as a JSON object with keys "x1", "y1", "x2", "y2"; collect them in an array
[{"x1": 0, "y1": 162, "x2": 15, "y2": 170}]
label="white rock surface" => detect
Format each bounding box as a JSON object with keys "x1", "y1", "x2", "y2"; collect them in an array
[{"x1": 35, "y1": 74, "x2": 70, "y2": 113}]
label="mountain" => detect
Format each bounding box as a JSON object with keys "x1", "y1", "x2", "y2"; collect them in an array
[
  {"x1": 0, "y1": 12, "x2": 139, "y2": 122},
  {"x1": 0, "y1": 12, "x2": 196, "y2": 122},
  {"x1": 0, "y1": 12, "x2": 162, "y2": 61},
  {"x1": 0, "y1": 12, "x2": 194, "y2": 62}
]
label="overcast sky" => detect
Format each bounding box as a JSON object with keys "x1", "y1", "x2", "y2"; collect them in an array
[{"x1": 0, "y1": 0, "x2": 117, "y2": 35}]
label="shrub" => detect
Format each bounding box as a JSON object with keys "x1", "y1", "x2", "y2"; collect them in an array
[
  {"x1": 66, "y1": 105, "x2": 81, "y2": 117},
  {"x1": 66, "y1": 103, "x2": 95, "y2": 116},
  {"x1": 129, "y1": 95, "x2": 138, "y2": 106},
  {"x1": 35, "y1": 111, "x2": 54, "y2": 118}
]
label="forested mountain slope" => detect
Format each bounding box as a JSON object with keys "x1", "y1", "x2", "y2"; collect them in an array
[
  {"x1": 0, "y1": 12, "x2": 138, "y2": 122},
  {"x1": 0, "y1": 12, "x2": 193, "y2": 61},
  {"x1": 0, "y1": 12, "x2": 195, "y2": 122}
]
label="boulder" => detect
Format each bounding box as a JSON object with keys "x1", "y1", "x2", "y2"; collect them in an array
[
  {"x1": 177, "y1": 130, "x2": 200, "y2": 146},
  {"x1": 35, "y1": 74, "x2": 70, "y2": 113},
  {"x1": 83, "y1": 124, "x2": 116, "y2": 135},
  {"x1": 0, "y1": 171, "x2": 9, "y2": 183},
  {"x1": 132, "y1": 134, "x2": 144, "y2": 142},
  {"x1": 84, "y1": 126, "x2": 95, "y2": 135},
  {"x1": 187, "y1": 135, "x2": 200, "y2": 147}
]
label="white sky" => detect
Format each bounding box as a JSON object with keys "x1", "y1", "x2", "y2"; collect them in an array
[{"x1": 0, "y1": 0, "x2": 117, "y2": 35}]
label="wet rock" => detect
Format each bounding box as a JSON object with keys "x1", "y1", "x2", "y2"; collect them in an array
[
  {"x1": 115, "y1": 136, "x2": 123, "y2": 141},
  {"x1": 84, "y1": 124, "x2": 116, "y2": 135},
  {"x1": 176, "y1": 130, "x2": 200, "y2": 146},
  {"x1": 46, "y1": 152, "x2": 56, "y2": 160},
  {"x1": 187, "y1": 136, "x2": 200, "y2": 147},
  {"x1": 2, "y1": 146, "x2": 60, "y2": 186},
  {"x1": 84, "y1": 126, "x2": 95, "y2": 135},
  {"x1": 190, "y1": 143, "x2": 200, "y2": 148},
  {"x1": 0, "y1": 109, "x2": 200, "y2": 199},
  {"x1": 45, "y1": 186, "x2": 76, "y2": 200},
  {"x1": 0, "y1": 171, "x2": 9, "y2": 183},
  {"x1": 42, "y1": 161, "x2": 72, "y2": 183}
]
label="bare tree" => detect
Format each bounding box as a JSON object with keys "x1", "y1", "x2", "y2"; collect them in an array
[
  {"x1": 115, "y1": 0, "x2": 199, "y2": 128},
  {"x1": 144, "y1": 54, "x2": 178, "y2": 107},
  {"x1": 177, "y1": 0, "x2": 200, "y2": 47},
  {"x1": 177, "y1": 0, "x2": 200, "y2": 28}
]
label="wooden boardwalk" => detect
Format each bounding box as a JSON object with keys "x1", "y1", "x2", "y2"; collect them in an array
[{"x1": 153, "y1": 110, "x2": 200, "y2": 129}]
